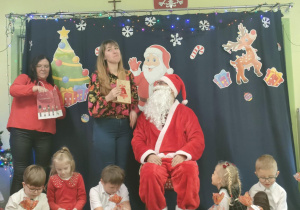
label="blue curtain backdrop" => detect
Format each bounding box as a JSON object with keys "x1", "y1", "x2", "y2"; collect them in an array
[{"x1": 22, "y1": 11, "x2": 300, "y2": 209}]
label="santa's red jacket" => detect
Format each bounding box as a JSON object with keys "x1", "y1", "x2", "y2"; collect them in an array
[{"x1": 132, "y1": 100, "x2": 205, "y2": 163}]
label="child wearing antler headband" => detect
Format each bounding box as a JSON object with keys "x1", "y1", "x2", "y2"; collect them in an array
[{"x1": 209, "y1": 161, "x2": 247, "y2": 210}]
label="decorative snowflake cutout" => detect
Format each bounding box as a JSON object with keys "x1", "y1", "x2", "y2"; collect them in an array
[
  {"x1": 170, "y1": 33, "x2": 183, "y2": 47},
  {"x1": 76, "y1": 20, "x2": 87, "y2": 31},
  {"x1": 199, "y1": 20, "x2": 210, "y2": 31},
  {"x1": 158, "y1": 0, "x2": 184, "y2": 9},
  {"x1": 95, "y1": 47, "x2": 100, "y2": 56},
  {"x1": 122, "y1": 26, "x2": 134, "y2": 37},
  {"x1": 145, "y1": 17, "x2": 156, "y2": 27},
  {"x1": 262, "y1": 17, "x2": 270, "y2": 28}
]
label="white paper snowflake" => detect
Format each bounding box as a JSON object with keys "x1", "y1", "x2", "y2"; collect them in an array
[
  {"x1": 145, "y1": 17, "x2": 156, "y2": 27},
  {"x1": 158, "y1": 0, "x2": 184, "y2": 8},
  {"x1": 262, "y1": 17, "x2": 270, "y2": 28},
  {"x1": 76, "y1": 20, "x2": 87, "y2": 31},
  {"x1": 170, "y1": 33, "x2": 183, "y2": 47},
  {"x1": 122, "y1": 26, "x2": 134, "y2": 38},
  {"x1": 199, "y1": 20, "x2": 210, "y2": 31}
]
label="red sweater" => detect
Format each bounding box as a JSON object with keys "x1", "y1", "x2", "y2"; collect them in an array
[
  {"x1": 47, "y1": 173, "x2": 87, "y2": 210},
  {"x1": 7, "y1": 74, "x2": 66, "y2": 134}
]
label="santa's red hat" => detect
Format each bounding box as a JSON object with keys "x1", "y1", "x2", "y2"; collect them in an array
[
  {"x1": 144, "y1": 45, "x2": 174, "y2": 74},
  {"x1": 159, "y1": 74, "x2": 188, "y2": 105}
]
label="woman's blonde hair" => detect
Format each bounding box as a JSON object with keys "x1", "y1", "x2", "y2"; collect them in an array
[
  {"x1": 217, "y1": 161, "x2": 242, "y2": 205},
  {"x1": 50, "y1": 147, "x2": 75, "y2": 176},
  {"x1": 96, "y1": 40, "x2": 126, "y2": 95}
]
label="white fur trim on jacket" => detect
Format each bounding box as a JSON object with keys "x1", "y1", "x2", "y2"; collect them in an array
[
  {"x1": 175, "y1": 150, "x2": 192, "y2": 161},
  {"x1": 140, "y1": 149, "x2": 156, "y2": 164},
  {"x1": 154, "y1": 100, "x2": 179, "y2": 153}
]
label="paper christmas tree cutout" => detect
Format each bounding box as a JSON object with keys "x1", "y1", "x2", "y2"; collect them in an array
[{"x1": 51, "y1": 26, "x2": 90, "y2": 107}]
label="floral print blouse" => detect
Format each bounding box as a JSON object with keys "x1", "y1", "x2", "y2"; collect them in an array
[{"x1": 88, "y1": 70, "x2": 139, "y2": 118}]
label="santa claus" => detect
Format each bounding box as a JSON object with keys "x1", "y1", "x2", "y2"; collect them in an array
[
  {"x1": 128, "y1": 45, "x2": 173, "y2": 111},
  {"x1": 131, "y1": 74, "x2": 205, "y2": 210}
]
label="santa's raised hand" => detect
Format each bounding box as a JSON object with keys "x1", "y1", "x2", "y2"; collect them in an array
[{"x1": 128, "y1": 57, "x2": 142, "y2": 71}]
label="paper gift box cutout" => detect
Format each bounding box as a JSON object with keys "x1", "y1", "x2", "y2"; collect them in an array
[
  {"x1": 74, "y1": 84, "x2": 88, "y2": 102},
  {"x1": 115, "y1": 79, "x2": 131, "y2": 104},
  {"x1": 61, "y1": 87, "x2": 78, "y2": 107},
  {"x1": 263, "y1": 67, "x2": 284, "y2": 87},
  {"x1": 213, "y1": 70, "x2": 232, "y2": 88}
]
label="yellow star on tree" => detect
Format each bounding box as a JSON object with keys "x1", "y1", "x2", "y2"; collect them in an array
[{"x1": 57, "y1": 26, "x2": 70, "y2": 39}]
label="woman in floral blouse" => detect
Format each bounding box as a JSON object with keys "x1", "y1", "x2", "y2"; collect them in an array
[{"x1": 88, "y1": 40, "x2": 139, "y2": 188}]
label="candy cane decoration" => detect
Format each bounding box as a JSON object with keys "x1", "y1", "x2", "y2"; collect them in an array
[{"x1": 190, "y1": 45, "x2": 205, "y2": 59}]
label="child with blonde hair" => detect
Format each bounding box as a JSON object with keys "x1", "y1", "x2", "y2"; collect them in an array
[
  {"x1": 210, "y1": 161, "x2": 247, "y2": 210},
  {"x1": 249, "y1": 154, "x2": 287, "y2": 210},
  {"x1": 47, "y1": 147, "x2": 86, "y2": 210},
  {"x1": 6, "y1": 165, "x2": 50, "y2": 209}
]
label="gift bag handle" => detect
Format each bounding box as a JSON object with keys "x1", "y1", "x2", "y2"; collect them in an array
[{"x1": 37, "y1": 81, "x2": 45, "y2": 87}]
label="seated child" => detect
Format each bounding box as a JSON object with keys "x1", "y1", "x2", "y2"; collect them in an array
[
  {"x1": 5, "y1": 165, "x2": 50, "y2": 210},
  {"x1": 210, "y1": 161, "x2": 247, "y2": 210},
  {"x1": 89, "y1": 165, "x2": 131, "y2": 210},
  {"x1": 47, "y1": 147, "x2": 86, "y2": 210},
  {"x1": 249, "y1": 154, "x2": 287, "y2": 210}
]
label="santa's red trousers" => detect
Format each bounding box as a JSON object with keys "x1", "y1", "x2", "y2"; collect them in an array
[{"x1": 139, "y1": 158, "x2": 200, "y2": 210}]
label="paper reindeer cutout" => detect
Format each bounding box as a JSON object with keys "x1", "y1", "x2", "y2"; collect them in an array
[{"x1": 223, "y1": 23, "x2": 263, "y2": 85}]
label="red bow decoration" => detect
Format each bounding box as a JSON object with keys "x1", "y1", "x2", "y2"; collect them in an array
[
  {"x1": 222, "y1": 162, "x2": 230, "y2": 169},
  {"x1": 19, "y1": 197, "x2": 39, "y2": 210}
]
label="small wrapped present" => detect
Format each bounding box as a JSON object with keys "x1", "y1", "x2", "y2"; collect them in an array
[
  {"x1": 294, "y1": 172, "x2": 300, "y2": 182},
  {"x1": 74, "y1": 84, "x2": 88, "y2": 102},
  {"x1": 263, "y1": 67, "x2": 284, "y2": 87},
  {"x1": 213, "y1": 70, "x2": 232, "y2": 89},
  {"x1": 61, "y1": 87, "x2": 78, "y2": 107}
]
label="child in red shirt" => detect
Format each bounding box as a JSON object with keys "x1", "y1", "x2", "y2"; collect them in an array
[{"x1": 47, "y1": 147, "x2": 86, "y2": 210}]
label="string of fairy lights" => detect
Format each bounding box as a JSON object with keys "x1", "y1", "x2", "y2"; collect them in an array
[{"x1": 3, "y1": 3, "x2": 293, "y2": 37}]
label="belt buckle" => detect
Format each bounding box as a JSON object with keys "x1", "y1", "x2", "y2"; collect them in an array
[{"x1": 116, "y1": 115, "x2": 121, "y2": 119}]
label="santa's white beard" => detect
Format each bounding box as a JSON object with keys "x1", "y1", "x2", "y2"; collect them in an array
[
  {"x1": 144, "y1": 85, "x2": 174, "y2": 130},
  {"x1": 142, "y1": 62, "x2": 167, "y2": 85}
]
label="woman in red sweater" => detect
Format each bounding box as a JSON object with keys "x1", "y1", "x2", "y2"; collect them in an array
[{"x1": 7, "y1": 55, "x2": 66, "y2": 195}]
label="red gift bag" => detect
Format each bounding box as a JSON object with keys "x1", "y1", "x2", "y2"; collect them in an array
[{"x1": 37, "y1": 82, "x2": 62, "y2": 119}]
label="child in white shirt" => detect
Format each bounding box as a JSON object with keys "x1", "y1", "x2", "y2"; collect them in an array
[
  {"x1": 5, "y1": 165, "x2": 50, "y2": 210},
  {"x1": 249, "y1": 154, "x2": 287, "y2": 210},
  {"x1": 89, "y1": 165, "x2": 131, "y2": 210}
]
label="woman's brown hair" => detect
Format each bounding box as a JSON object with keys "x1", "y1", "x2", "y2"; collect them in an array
[{"x1": 96, "y1": 40, "x2": 126, "y2": 95}]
